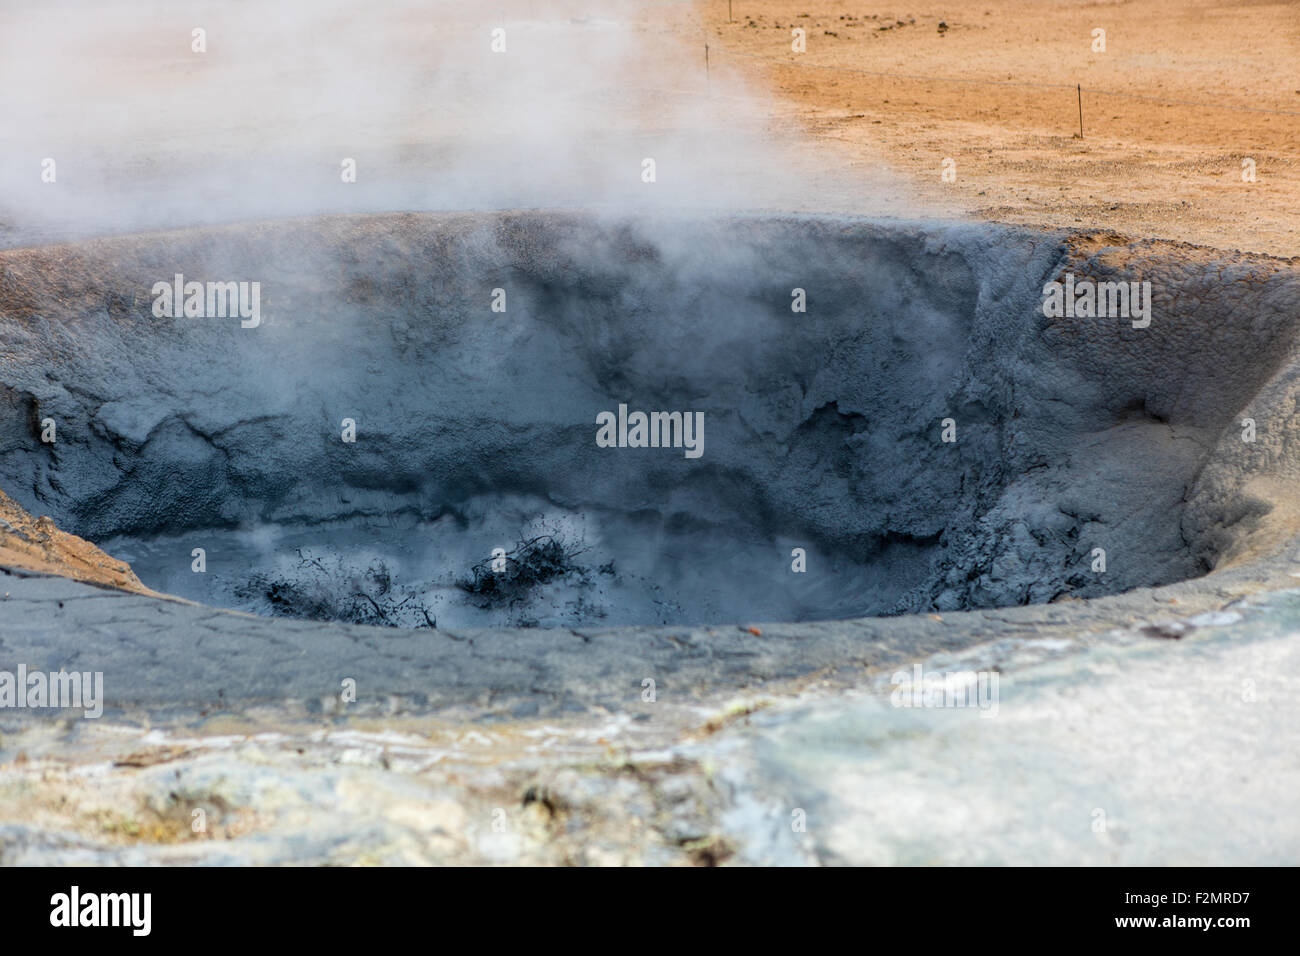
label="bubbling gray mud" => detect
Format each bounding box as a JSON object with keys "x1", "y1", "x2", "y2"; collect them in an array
[
  {"x1": 101, "y1": 495, "x2": 884, "y2": 628},
  {"x1": 2, "y1": 212, "x2": 1299, "y2": 627}
]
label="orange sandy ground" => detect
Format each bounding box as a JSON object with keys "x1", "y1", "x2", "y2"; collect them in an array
[{"x1": 694, "y1": 0, "x2": 1300, "y2": 257}]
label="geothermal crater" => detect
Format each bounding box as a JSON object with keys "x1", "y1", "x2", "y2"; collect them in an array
[{"x1": 1, "y1": 212, "x2": 1297, "y2": 628}]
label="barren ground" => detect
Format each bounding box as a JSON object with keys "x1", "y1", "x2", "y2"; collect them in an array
[{"x1": 695, "y1": 0, "x2": 1300, "y2": 257}]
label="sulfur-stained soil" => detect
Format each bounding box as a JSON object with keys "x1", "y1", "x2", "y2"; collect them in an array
[{"x1": 0, "y1": 487, "x2": 152, "y2": 595}]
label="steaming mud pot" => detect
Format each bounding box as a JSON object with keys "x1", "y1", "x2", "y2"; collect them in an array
[
  {"x1": 4, "y1": 212, "x2": 1300, "y2": 631},
  {"x1": 3, "y1": 211, "x2": 1300, "y2": 864}
]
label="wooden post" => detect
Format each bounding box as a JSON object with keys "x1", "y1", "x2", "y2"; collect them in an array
[{"x1": 1077, "y1": 84, "x2": 1084, "y2": 139}]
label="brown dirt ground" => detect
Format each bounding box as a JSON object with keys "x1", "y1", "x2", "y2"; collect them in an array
[{"x1": 696, "y1": 0, "x2": 1300, "y2": 257}]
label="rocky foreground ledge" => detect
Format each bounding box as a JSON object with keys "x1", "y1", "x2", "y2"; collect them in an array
[{"x1": 1, "y1": 550, "x2": 1298, "y2": 864}]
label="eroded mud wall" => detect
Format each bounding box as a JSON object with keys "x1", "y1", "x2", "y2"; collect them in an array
[{"x1": 1, "y1": 213, "x2": 1297, "y2": 619}]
